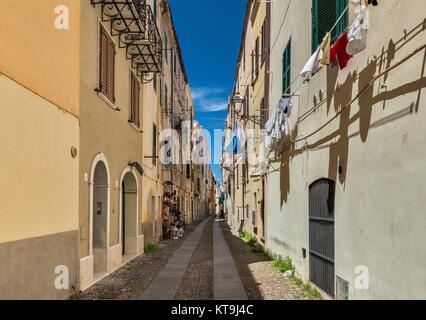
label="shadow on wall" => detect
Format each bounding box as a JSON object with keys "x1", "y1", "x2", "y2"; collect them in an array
[{"x1": 275, "y1": 18, "x2": 426, "y2": 208}]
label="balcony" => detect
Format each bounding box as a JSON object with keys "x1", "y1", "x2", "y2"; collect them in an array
[{"x1": 91, "y1": 0, "x2": 162, "y2": 81}]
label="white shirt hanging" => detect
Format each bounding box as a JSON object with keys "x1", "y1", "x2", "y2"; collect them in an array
[
  {"x1": 347, "y1": 5, "x2": 369, "y2": 55},
  {"x1": 278, "y1": 97, "x2": 293, "y2": 117},
  {"x1": 300, "y1": 47, "x2": 321, "y2": 80}
]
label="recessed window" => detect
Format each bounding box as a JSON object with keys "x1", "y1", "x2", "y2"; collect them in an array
[
  {"x1": 130, "y1": 72, "x2": 140, "y2": 128},
  {"x1": 99, "y1": 23, "x2": 115, "y2": 103},
  {"x1": 312, "y1": 0, "x2": 348, "y2": 53},
  {"x1": 282, "y1": 39, "x2": 291, "y2": 95}
]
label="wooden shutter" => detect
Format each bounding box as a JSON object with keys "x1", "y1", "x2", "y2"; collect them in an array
[
  {"x1": 264, "y1": 2, "x2": 271, "y2": 127},
  {"x1": 153, "y1": 123, "x2": 157, "y2": 165},
  {"x1": 255, "y1": 37, "x2": 259, "y2": 76},
  {"x1": 160, "y1": 78, "x2": 162, "y2": 107},
  {"x1": 165, "y1": 85, "x2": 168, "y2": 112},
  {"x1": 260, "y1": 98, "x2": 266, "y2": 129},
  {"x1": 130, "y1": 72, "x2": 140, "y2": 127},
  {"x1": 107, "y1": 39, "x2": 115, "y2": 103},
  {"x1": 135, "y1": 76, "x2": 140, "y2": 127},
  {"x1": 312, "y1": 0, "x2": 348, "y2": 53},
  {"x1": 282, "y1": 39, "x2": 291, "y2": 94},
  {"x1": 261, "y1": 21, "x2": 266, "y2": 62},
  {"x1": 99, "y1": 26, "x2": 108, "y2": 97}
]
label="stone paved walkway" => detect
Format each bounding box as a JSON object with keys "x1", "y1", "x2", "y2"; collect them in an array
[
  {"x1": 81, "y1": 216, "x2": 307, "y2": 300},
  {"x1": 139, "y1": 218, "x2": 209, "y2": 300},
  {"x1": 213, "y1": 221, "x2": 247, "y2": 300}
]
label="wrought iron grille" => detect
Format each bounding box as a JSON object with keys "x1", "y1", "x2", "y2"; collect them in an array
[
  {"x1": 309, "y1": 178, "x2": 335, "y2": 297},
  {"x1": 91, "y1": 0, "x2": 162, "y2": 81}
]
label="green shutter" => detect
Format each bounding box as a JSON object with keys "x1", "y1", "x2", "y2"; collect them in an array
[
  {"x1": 160, "y1": 78, "x2": 162, "y2": 106},
  {"x1": 154, "y1": 0, "x2": 157, "y2": 20},
  {"x1": 165, "y1": 33, "x2": 168, "y2": 60},
  {"x1": 312, "y1": 0, "x2": 348, "y2": 53},
  {"x1": 153, "y1": 123, "x2": 157, "y2": 165},
  {"x1": 153, "y1": 75, "x2": 157, "y2": 91},
  {"x1": 282, "y1": 39, "x2": 291, "y2": 95},
  {"x1": 165, "y1": 85, "x2": 168, "y2": 112},
  {"x1": 312, "y1": 0, "x2": 318, "y2": 54}
]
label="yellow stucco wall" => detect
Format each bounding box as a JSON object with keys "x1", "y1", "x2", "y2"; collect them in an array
[
  {"x1": 0, "y1": 0, "x2": 80, "y2": 117},
  {"x1": 0, "y1": 74, "x2": 79, "y2": 243}
]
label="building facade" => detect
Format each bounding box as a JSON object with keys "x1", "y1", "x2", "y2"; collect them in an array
[
  {"x1": 0, "y1": 0, "x2": 209, "y2": 299},
  {"x1": 0, "y1": 0, "x2": 81, "y2": 299},
  {"x1": 223, "y1": 0, "x2": 426, "y2": 299}
]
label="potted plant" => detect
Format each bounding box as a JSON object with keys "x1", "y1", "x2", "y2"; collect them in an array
[{"x1": 163, "y1": 199, "x2": 172, "y2": 208}]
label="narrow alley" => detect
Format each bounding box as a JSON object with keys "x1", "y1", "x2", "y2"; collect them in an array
[{"x1": 80, "y1": 217, "x2": 307, "y2": 300}]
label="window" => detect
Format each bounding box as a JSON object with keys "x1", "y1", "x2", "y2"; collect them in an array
[
  {"x1": 160, "y1": 78, "x2": 162, "y2": 106},
  {"x1": 261, "y1": 21, "x2": 266, "y2": 64},
  {"x1": 153, "y1": 123, "x2": 157, "y2": 165},
  {"x1": 165, "y1": 84, "x2": 168, "y2": 112},
  {"x1": 312, "y1": 0, "x2": 348, "y2": 53},
  {"x1": 255, "y1": 37, "x2": 259, "y2": 75},
  {"x1": 243, "y1": 47, "x2": 245, "y2": 71},
  {"x1": 260, "y1": 98, "x2": 268, "y2": 129},
  {"x1": 130, "y1": 72, "x2": 140, "y2": 127},
  {"x1": 99, "y1": 23, "x2": 115, "y2": 103},
  {"x1": 243, "y1": 88, "x2": 249, "y2": 117},
  {"x1": 282, "y1": 39, "x2": 291, "y2": 95},
  {"x1": 164, "y1": 32, "x2": 168, "y2": 60},
  {"x1": 252, "y1": 37, "x2": 259, "y2": 83}
]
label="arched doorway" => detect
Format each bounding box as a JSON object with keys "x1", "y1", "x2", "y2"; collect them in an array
[
  {"x1": 121, "y1": 171, "x2": 138, "y2": 256},
  {"x1": 92, "y1": 161, "x2": 108, "y2": 274}
]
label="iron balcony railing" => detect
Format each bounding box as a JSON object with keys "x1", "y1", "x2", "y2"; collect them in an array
[{"x1": 91, "y1": 0, "x2": 162, "y2": 81}]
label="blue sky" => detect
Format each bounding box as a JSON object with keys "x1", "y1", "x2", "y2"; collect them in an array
[{"x1": 169, "y1": 0, "x2": 246, "y2": 185}]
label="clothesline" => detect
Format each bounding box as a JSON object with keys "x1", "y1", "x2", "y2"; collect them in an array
[{"x1": 268, "y1": 42, "x2": 426, "y2": 159}]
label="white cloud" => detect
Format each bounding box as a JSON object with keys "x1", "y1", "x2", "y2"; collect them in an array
[{"x1": 191, "y1": 87, "x2": 227, "y2": 112}]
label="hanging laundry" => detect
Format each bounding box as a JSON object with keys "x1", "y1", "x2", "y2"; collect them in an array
[
  {"x1": 330, "y1": 32, "x2": 353, "y2": 69},
  {"x1": 278, "y1": 97, "x2": 293, "y2": 116},
  {"x1": 223, "y1": 127, "x2": 242, "y2": 155},
  {"x1": 330, "y1": 56, "x2": 339, "y2": 68},
  {"x1": 300, "y1": 47, "x2": 321, "y2": 79},
  {"x1": 317, "y1": 32, "x2": 331, "y2": 67},
  {"x1": 264, "y1": 101, "x2": 290, "y2": 152},
  {"x1": 347, "y1": 5, "x2": 369, "y2": 55}
]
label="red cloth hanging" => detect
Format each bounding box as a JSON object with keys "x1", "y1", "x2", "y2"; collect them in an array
[{"x1": 330, "y1": 32, "x2": 353, "y2": 69}]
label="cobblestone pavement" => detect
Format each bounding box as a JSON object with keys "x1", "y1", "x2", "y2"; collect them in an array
[
  {"x1": 175, "y1": 219, "x2": 213, "y2": 300},
  {"x1": 80, "y1": 219, "x2": 204, "y2": 300},
  {"x1": 80, "y1": 217, "x2": 307, "y2": 300},
  {"x1": 219, "y1": 222, "x2": 306, "y2": 300}
]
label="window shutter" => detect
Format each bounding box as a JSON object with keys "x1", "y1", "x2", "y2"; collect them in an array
[
  {"x1": 160, "y1": 78, "x2": 162, "y2": 106},
  {"x1": 130, "y1": 74, "x2": 135, "y2": 123},
  {"x1": 255, "y1": 37, "x2": 259, "y2": 76},
  {"x1": 135, "y1": 76, "x2": 140, "y2": 127},
  {"x1": 282, "y1": 39, "x2": 291, "y2": 94},
  {"x1": 107, "y1": 38, "x2": 115, "y2": 103},
  {"x1": 99, "y1": 27, "x2": 108, "y2": 97},
  {"x1": 165, "y1": 33, "x2": 168, "y2": 60},
  {"x1": 312, "y1": 0, "x2": 348, "y2": 53},
  {"x1": 153, "y1": 123, "x2": 157, "y2": 165},
  {"x1": 130, "y1": 72, "x2": 140, "y2": 127},
  {"x1": 165, "y1": 85, "x2": 168, "y2": 112}
]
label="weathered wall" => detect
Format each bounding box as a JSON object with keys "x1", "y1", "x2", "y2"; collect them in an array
[
  {"x1": 0, "y1": 0, "x2": 80, "y2": 299},
  {"x1": 0, "y1": 0, "x2": 80, "y2": 117}
]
